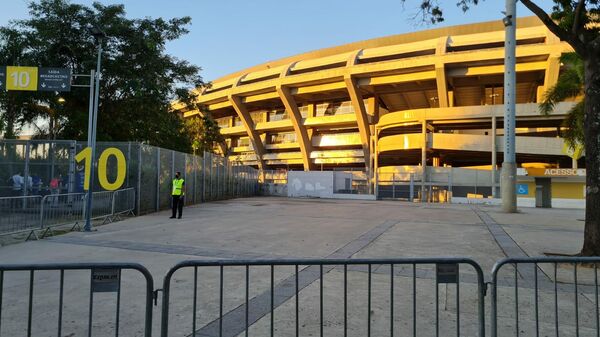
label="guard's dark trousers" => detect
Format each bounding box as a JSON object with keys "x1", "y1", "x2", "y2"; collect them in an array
[{"x1": 171, "y1": 195, "x2": 183, "y2": 218}]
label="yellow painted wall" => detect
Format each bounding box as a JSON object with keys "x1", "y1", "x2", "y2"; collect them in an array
[
  {"x1": 552, "y1": 182, "x2": 585, "y2": 199},
  {"x1": 517, "y1": 181, "x2": 585, "y2": 199}
]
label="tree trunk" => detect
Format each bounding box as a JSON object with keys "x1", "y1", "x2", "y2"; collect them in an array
[{"x1": 581, "y1": 50, "x2": 600, "y2": 256}]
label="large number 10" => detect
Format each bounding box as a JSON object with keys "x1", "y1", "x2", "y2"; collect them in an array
[
  {"x1": 10, "y1": 71, "x2": 30, "y2": 88},
  {"x1": 75, "y1": 147, "x2": 127, "y2": 191}
]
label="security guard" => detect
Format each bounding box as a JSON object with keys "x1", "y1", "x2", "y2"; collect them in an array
[{"x1": 170, "y1": 171, "x2": 185, "y2": 219}]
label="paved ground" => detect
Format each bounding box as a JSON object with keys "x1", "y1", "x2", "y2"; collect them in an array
[{"x1": 0, "y1": 197, "x2": 592, "y2": 336}]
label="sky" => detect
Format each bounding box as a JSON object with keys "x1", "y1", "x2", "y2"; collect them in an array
[{"x1": 0, "y1": 0, "x2": 555, "y2": 82}]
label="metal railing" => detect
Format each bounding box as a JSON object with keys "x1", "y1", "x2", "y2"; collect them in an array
[
  {"x1": 112, "y1": 187, "x2": 136, "y2": 219},
  {"x1": 1, "y1": 257, "x2": 600, "y2": 336},
  {"x1": 0, "y1": 262, "x2": 154, "y2": 337},
  {"x1": 88, "y1": 190, "x2": 114, "y2": 224},
  {"x1": 39, "y1": 192, "x2": 86, "y2": 234},
  {"x1": 0, "y1": 195, "x2": 42, "y2": 235},
  {"x1": 160, "y1": 258, "x2": 486, "y2": 337},
  {"x1": 0, "y1": 140, "x2": 260, "y2": 215},
  {"x1": 0, "y1": 188, "x2": 136, "y2": 238},
  {"x1": 490, "y1": 256, "x2": 600, "y2": 337}
]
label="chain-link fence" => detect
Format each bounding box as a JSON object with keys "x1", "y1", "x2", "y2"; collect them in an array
[{"x1": 0, "y1": 140, "x2": 260, "y2": 216}]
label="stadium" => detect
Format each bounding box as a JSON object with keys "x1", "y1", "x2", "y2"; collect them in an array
[{"x1": 176, "y1": 17, "x2": 584, "y2": 206}]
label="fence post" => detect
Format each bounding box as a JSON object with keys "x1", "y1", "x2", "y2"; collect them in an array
[
  {"x1": 126, "y1": 142, "x2": 131, "y2": 187},
  {"x1": 39, "y1": 195, "x2": 47, "y2": 229},
  {"x1": 202, "y1": 153, "x2": 206, "y2": 203},
  {"x1": 156, "y1": 147, "x2": 160, "y2": 211},
  {"x1": 183, "y1": 154, "x2": 188, "y2": 205},
  {"x1": 111, "y1": 189, "x2": 117, "y2": 218},
  {"x1": 225, "y1": 159, "x2": 229, "y2": 198},
  {"x1": 475, "y1": 169, "x2": 478, "y2": 195},
  {"x1": 209, "y1": 153, "x2": 213, "y2": 200},
  {"x1": 137, "y1": 143, "x2": 142, "y2": 214},
  {"x1": 392, "y1": 173, "x2": 396, "y2": 199},
  {"x1": 409, "y1": 173, "x2": 414, "y2": 201},
  {"x1": 68, "y1": 141, "x2": 76, "y2": 195},
  {"x1": 49, "y1": 141, "x2": 56, "y2": 186},
  {"x1": 171, "y1": 151, "x2": 175, "y2": 180},
  {"x1": 216, "y1": 157, "x2": 221, "y2": 200},
  {"x1": 23, "y1": 141, "x2": 31, "y2": 198},
  {"x1": 193, "y1": 155, "x2": 197, "y2": 204},
  {"x1": 448, "y1": 170, "x2": 453, "y2": 196}
]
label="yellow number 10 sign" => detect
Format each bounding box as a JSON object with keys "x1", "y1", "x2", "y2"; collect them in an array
[
  {"x1": 6, "y1": 66, "x2": 38, "y2": 91},
  {"x1": 75, "y1": 147, "x2": 127, "y2": 191}
]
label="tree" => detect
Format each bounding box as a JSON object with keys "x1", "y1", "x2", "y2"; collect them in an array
[
  {"x1": 540, "y1": 52, "x2": 585, "y2": 151},
  {"x1": 405, "y1": 0, "x2": 600, "y2": 255},
  {"x1": 185, "y1": 114, "x2": 225, "y2": 156},
  {"x1": 0, "y1": 0, "x2": 203, "y2": 152}
]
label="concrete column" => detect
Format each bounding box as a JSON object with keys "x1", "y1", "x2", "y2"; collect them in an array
[
  {"x1": 491, "y1": 115, "x2": 497, "y2": 197},
  {"x1": 572, "y1": 157, "x2": 578, "y2": 169},
  {"x1": 374, "y1": 128, "x2": 379, "y2": 198},
  {"x1": 421, "y1": 120, "x2": 427, "y2": 202},
  {"x1": 501, "y1": 0, "x2": 518, "y2": 213}
]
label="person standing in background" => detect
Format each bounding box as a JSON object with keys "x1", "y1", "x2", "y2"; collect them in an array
[
  {"x1": 49, "y1": 175, "x2": 61, "y2": 206},
  {"x1": 170, "y1": 171, "x2": 185, "y2": 219},
  {"x1": 9, "y1": 172, "x2": 24, "y2": 196}
]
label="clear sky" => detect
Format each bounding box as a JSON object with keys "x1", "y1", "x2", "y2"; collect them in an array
[{"x1": 1, "y1": 0, "x2": 554, "y2": 82}]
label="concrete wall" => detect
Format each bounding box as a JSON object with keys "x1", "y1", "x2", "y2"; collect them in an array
[
  {"x1": 333, "y1": 172, "x2": 353, "y2": 192},
  {"x1": 451, "y1": 197, "x2": 585, "y2": 209},
  {"x1": 260, "y1": 183, "x2": 288, "y2": 196},
  {"x1": 287, "y1": 171, "x2": 334, "y2": 198}
]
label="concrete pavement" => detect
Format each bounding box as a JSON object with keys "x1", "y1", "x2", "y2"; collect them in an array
[{"x1": 0, "y1": 197, "x2": 590, "y2": 336}]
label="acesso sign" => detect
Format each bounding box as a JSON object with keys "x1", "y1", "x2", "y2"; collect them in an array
[{"x1": 525, "y1": 168, "x2": 585, "y2": 177}]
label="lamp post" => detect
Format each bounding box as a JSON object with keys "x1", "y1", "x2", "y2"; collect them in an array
[
  {"x1": 501, "y1": 0, "x2": 517, "y2": 212},
  {"x1": 84, "y1": 25, "x2": 106, "y2": 232}
]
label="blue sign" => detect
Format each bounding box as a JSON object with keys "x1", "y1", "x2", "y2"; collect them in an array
[
  {"x1": 75, "y1": 169, "x2": 85, "y2": 193},
  {"x1": 517, "y1": 184, "x2": 529, "y2": 195}
]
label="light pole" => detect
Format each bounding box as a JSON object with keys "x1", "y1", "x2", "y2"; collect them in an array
[
  {"x1": 84, "y1": 25, "x2": 106, "y2": 232},
  {"x1": 501, "y1": 0, "x2": 517, "y2": 212}
]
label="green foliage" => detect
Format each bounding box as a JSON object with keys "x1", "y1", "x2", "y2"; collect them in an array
[
  {"x1": 0, "y1": 0, "x2": 203, "y2": 152},
  {"x1": 401, "y1": 0, "x2": 480, "y2": 24},
  {"x1": 540, "y1": 52, "x2": 585, "y2": 149},
  {"x1": 185, "y1": 113, "x2": 225, "y2": 155}
]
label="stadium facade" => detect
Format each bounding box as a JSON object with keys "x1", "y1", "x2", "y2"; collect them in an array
[{"x1": 176, "y1": 17, "x2": 585, "y2": 204}]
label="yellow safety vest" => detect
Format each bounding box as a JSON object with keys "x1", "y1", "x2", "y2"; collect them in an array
[{"x1": 172, "y1": 178, "x2": 185, "y2": 196}]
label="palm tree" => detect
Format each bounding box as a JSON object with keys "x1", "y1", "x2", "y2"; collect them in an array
[{"x1": 539, "y1": 52, "x2": 584, "y2": 151}]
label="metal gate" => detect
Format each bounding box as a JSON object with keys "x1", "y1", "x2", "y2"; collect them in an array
[
  {"x1": 0, "y1": 262, "x2": 153, "y2": 337},
  {"x1": 4, "y1": 256, "x2": 599, "y2": 336},
  {"x1": 160, "y1": 258, "x2": 486, "y2": 337},
  {"x1": 491, "y1": 256, "x2": 600, "y2": 337}
]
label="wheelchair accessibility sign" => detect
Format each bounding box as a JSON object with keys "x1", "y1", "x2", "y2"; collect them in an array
[{"x1": 517, "y1": 184, "x2": 529, "y2": 195}]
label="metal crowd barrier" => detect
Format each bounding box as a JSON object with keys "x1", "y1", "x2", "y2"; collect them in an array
[
  {"x1": 0, "y1": 188, "x2": 136, "y2": 238},
  {"x1": 39, "y1": 192, "x2": 86, "y2": 236},
  {"x1": 0, "y1": 262, "x2": 153, "y2": 337},
  {"x1": 1, "y1": 255, "x2": 599, "y2": 336},
  {"x1": 0, "y1": 195, "x2": 42, "y2": 235},
  {"x1": 112, "y1": 188, "x2": 136, "y2": 220},
  {"x1": 490, "y1": 256, "x2": 600, "y2": 337},
  {"x1": 160, "y1": 258, "x2": 486, "y2": 337}
]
